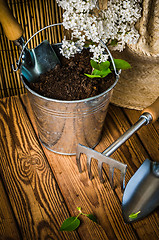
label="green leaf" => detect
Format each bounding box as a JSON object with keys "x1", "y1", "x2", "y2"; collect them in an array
[
  {"x1": 110, "y1": 39, "x2": 118, "y2": 46},
  {"x1": 92, "y1": 69, "x2": 101, "y2": 75},
  {"x1": 85, "y1": 65, "x2": 111, "y2": 78},
  {"x1": 129, "y1": 211, "x2": 141, "y2": 219},
  {"x1": 77, "y1": 207, "x2": 82, "y2": 212},
  {"x1": 84, "y1": 73, "x2": 102, "y2": 78},
  {"x1": 113, "y1": 59, "x2": 131, "y2": 70},
  {"x1": 86, "y1": 214, "x2": 98, "y2": 223},
  {"x1": 100, "y1": 68, "x2": 111, "y2": 77},
  {"x1": 99, "y1": 61, "x2": 110, "y2": 71},
  {"x1": 59, "y1": 217, "x2": 80, "y2": 231},
  {"x1": 84, "y1": 40, "x2": 95, "y2": 48},
  {"x1": 93, "y1": 68, "x2": 111, "y2": 78},
  {"x1": 90, "y1": 60, "x2": 100, "y2": 70},
  {"x1": 84, "y1": 43, "x2": 91, "y2": 48}
]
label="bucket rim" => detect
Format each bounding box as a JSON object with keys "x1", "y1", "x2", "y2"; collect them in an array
[{"x1": 21, "y1": 73, "x2": 119, "y2": 103}]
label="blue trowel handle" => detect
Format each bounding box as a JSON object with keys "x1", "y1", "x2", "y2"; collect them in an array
[
  {"x1": 0, "y1": 0, "x2": 23, "y2": 41},
  {"x1": 103, "y1": 97, "x2": 159, "y2": 157}
]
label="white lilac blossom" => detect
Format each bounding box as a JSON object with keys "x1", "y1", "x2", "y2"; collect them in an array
[
  {"x1": 56, "y1": 0, "x2": 142, "y2": 63},
  {"x1": 89, "y1": 44, "x2": 109, "y2": 63}
]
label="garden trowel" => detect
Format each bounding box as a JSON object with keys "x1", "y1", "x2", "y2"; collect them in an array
[
  {"x1": 122, "y1": 159, "x2": 159, "y2": 223},
  {"x1": 0, "y1": 0, "x2": 60, "y2": 83},
  {"x1": 122, "y1": 97, "x2": 159, "y2": 223}
]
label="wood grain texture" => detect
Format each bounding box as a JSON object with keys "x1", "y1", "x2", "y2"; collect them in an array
[
  {"x1": 21, "y1": 94, "x2": 159, "y2": 239},
  {"x1": 1, "y1": 94, "x2": 158, "y2": 240},
  {"x1": 0, "y1": 178, "x2": 21, "y2": 240},
  {"x1": 0, "y1": 96, "x2": 79, "y2": 240},
  {"x1": 21, "y1": 96, "x2": 112, "y2": 240}
]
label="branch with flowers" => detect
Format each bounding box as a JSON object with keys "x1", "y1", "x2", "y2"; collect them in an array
[{"x1": 56, "y1": 0, "x2": 142, "y2": 76}]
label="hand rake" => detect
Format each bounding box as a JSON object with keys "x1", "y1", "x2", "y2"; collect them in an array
[{"x1": 76, "y1": 97, "x2": 159, "y2": 191}]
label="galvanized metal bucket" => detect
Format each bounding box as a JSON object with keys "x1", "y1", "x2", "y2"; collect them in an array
[{"x1": 20, "y1": 24, "x2": 120, "y2": 155}]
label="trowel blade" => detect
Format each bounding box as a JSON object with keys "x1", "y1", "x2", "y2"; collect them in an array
[
  {"x1": 21, "y1": 40, "x2": 61, "y2": 83},
  {"x1": 122, "y1": 159, "x2": 159, "y2": 223}
]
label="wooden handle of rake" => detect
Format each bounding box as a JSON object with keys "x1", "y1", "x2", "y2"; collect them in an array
[
  {"x1": 142, "y1": 97, "x2": 159, "y2": 123},
  {"x1": 0, "y1": 0, "x2": 23, "y2": 41}
]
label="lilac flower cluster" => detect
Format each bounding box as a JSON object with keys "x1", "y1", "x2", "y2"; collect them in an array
[{"x1": 56, "y1": 0, "x2": 142, "y2": 63}]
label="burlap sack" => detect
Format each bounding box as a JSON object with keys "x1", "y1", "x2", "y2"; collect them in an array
[
  {"x1": 111, "y1": 47, "x2": 159, "y2": 110},
  {"x1": 110, "y1": 0, "x2": 159, "y2": 110}
]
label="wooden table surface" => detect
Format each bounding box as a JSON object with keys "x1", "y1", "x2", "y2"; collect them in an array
[{"x1": 0, "y1": 94, "x2": 159, "y2": 240}]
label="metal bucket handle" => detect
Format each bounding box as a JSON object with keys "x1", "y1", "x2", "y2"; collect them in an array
[
  {"x1": 99, "y1": 40, "x2": 120, "y2": 77},
  {"x1": 12, "y1": 22, "x2": 120, "y2": 77}
]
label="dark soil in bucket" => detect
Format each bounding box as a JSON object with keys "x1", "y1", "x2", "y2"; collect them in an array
[{"x1": 29, "y1": 48, "x2": 116, "y2": 101}]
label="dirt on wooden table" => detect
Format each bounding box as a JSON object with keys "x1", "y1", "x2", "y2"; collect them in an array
[{"x1": 29, "y1": 49, "x2": 115, "y2": 101}]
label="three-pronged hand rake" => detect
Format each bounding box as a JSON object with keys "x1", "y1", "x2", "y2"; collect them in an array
[{"x1": 76, "y1": 112, "x2": 153, "y2": 191}]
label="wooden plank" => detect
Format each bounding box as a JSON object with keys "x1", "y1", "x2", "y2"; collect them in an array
[
  {"x1": 0, "y1": 178, "x2": 21, "y2": 240},
  {"x1": 0, "y1": 96, "x2": 79, "y2": 240},
  {"x1": 21, "y1": 94, "x2": 140, "y2": 240},
  {"x1": 21, "y1": 94, "x2": 159, "y2": 239}
]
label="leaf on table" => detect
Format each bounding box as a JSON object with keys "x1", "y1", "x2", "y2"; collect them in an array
[
  {"x1": 59, "y1": 217, "x2": 80, "y2": 231},
  {"x1": 129, "y1": 211, "x2": 141, "y2": 219},
  {"x1": 86, "y1": 214, "x2": 98, "y2": 223},
  {"x1": 77, "y1": 206, "x2": 82, "y2": 212}
]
